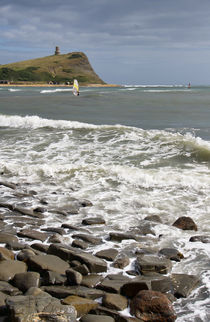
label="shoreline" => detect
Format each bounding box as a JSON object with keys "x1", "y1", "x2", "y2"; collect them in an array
[{"x1": 0, "y1": 83, "x2": 121, "y2": 88}]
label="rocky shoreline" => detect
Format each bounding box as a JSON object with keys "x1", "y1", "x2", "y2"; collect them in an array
[{"x1": 0, "y1": 179, "x2": 204, "y2": 321}]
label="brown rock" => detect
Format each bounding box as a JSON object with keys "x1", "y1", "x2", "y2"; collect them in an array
[
  {"x1": 17, "y1": 229, "x2": 49, "y2": 242},
  {"x1": 95, "y1": 248, "x2": 118, "y2": 261},
  {"x1": 62, "y1": 295, "x2": 98, "y2": 317},
  {"x1": 0, "y1": 233, "x2": 18, "y2": 244},
  {"x1": 0, "y1": 247, "x2": 15, "y2": 260},
  {"x1": 102, "y1": 293, "x2": 128, "y2": 311},
  {"x1": 26, "y1": 254, "x2": 70, "y2": 274},
  {"x1": 82, "y1": 217, "x2": 105, "y2": 225},
  {"x1": 130, "y1": 290, "x2": 176, "y2": 321},
  {"x1": 0, "y1": 260, "x2": 27, "y2": 281},
  {"x1": 12, "y1": 272, "x2": 40, "y2": 292},
  {"x1": 80, "y1": 314, "x2": 115, "y2": 322},
  {"x1": 66, "y1": 268, "x2": 83, "y2": 285},
  {"x1": 172, "y1": 216, "x2": 197, "y2": 231},
  {"x1": 113, "y1": 254, "x2": 130, "y2": 269}
]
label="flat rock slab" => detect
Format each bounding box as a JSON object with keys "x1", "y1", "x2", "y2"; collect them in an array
[
  {"x1": 80, "y1": 314, "x2": 115, "y2": 322},
  {"x1": 42, "y1": 285, "x2": 104, "y2": 300},
  {"x1": 102, "y1": 293, "x2": 128, "y2": 311},
  {"x1": 0, "y1": 260, "x2": 27, "y2": 282},
  {"x1": 26, "y1": 254, "x2": 70, "y2": 274},
  {"x1": 95, "y1": 248, "x2": 118, "y2": 261},
  {"x1": 0, "y1": 281, "x2": 22, "y2": 296},
  {"x1": 82, "y1": 274, "x2": 104, "y2": 288},
  {"x1": 17, "y1": 229, "x2": 49, "y2": 242},
  {"x1": 189, "y1": 235, "x2": 210, "y2": 243},
  {"x1": 12, "y1": 272, "x2": 40, "y2": 292},
  {"x1": 171, "y1": 273, "x2": 200, "y2": 298},
  {"x1": 0, "y1": 233, "x2": 18, "y2": 244},
  {"x1": 6, "y1": 294, "x2": 77, "y2": 322},
  {"x1": 97, "y1": 275, "x2": 131, "y2": 294},
  {"x1": 72, "y1": 233, "x2": 102, "y2": 245},
  {"x1": 82, "y1": 217, "x2": 106, "y2": 225},
  {"x1": 135, "y1": 255, "x2": 172, "y2": 274},
  {"x1": 62, "y1": 295, "x2": 98, "y2": 317}
]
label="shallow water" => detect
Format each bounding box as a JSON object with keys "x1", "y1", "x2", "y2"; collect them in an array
[{"x1": 0, "y1": 85, "x2": 210, "y2": 321}]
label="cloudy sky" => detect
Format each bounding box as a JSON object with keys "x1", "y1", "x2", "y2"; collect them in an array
[{"x1": 1, "y1": 0, "x2": 210, "y2": 85}]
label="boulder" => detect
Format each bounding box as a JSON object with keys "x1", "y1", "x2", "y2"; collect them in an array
[
  {"x1": 0, "y1": 233, "x2": 18, "y2": 244},
  {"x1": 0, "y1": 246, "x2": 15, "y2": 260},
  {"x1": 189, "y1": 235, "x2": 210, "y2": 243},
  {"x1": 172, "y1": 216, "x2": 197, "y2": 231},
  {"x1": 72, "y1": 233, "x2": 102, "y2": 245},
  {"x1": 26, "y1": 254, "x2": 70, "y2": 274},
  {"x1": 81, "y1": 274, "x2": 104, "y2": 288},
  {"x1": 109, "y1": 232, "x2": 136, "y2": 242},
  {"x1": 12, "y1": 272, "x2": 40, "y2": 292},
  {"x1": 171, "y1": 273, "x2": 200, "y2": 298},
  {"x1": 66, "y1": 268, "x2": 83, "y2": 285},
  {"x1": 97, "y1": 275, "x2": 131, "y2": 294},
  {"x1": 102, "y1": 293, "x2": 128, "y2": 311},
  {"x1": 130, "y1": 290, "x2": 176, "y2": 321},
  {"x1": 62, "y1": 295, "x2": 98, "y2": 317},
  {"x1": 0, "y1": 260, "x2": 27, "y2": 281},
  {"x1": 80, "y1": 314, "x2": 115, "y2": 322},
  {"x1": 120, "y1": 278, "x2": 150, "y2": 298},
  {"x1": 73, "y1": 264, "x2": 90, "y2": 276},
  {"x1": 95, "y1": 248, "x2": 118, "y2": 261},
  {"x1": 42, "y1": 271, "x2": 67, "y2": 286},
  {"x1": 6, "y1": 294, "x2": 77, "y2": 321},
  {"x1": 42, "y1": 285, "x2": 104, "y2": 300},
  {"x1": 113, "y1": 254, "x2": 130, "y2": 269},
  {"x1": 135, "y1": 255, "x2": 172, "y2": 274},
  {"x1": 31, "y1": 243, "x2": 49, "y2": 253},
  {"x1": 144, "y1": 215, "x2": 162, "y2": 223},
  {"x1": 17, "y1": 249, "x2": 36, "y2": 261},
  {"x1": 72, "y1": 239, "x2": 89, "y2": 249},
  {"x1": 158, "y1": 248, "x2": 184, "y2": 262},
  {"x1": 0, "y1": 281, "x2": 22, "y2": 296}
]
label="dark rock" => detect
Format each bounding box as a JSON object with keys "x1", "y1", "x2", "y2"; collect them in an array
[
  {"x1": 189, "y1": 235, "x2": 210, "y2": 243},
  {"x1": 80, "y1": 314, "x2": 115, "y2": 322},
  {"x1": 0, "y1": 181, "x2": 17, "y2": 190},
  {"x1": 48, "y1": 244, "x2": 107, "y2": 273},
  {"x1": 52, "y1": 206, "x2": 79, "y2": 216},
  {"x1": 81, "y1": 274, "x2": 104, "y2": 288},
  {"x1": 91, "y1": 305, "x2": 137, "y2": 322},
  {"x1": 0, "y1": 260, "x2": 27, "y2": 281},
  {"x1": 150, "y1": 276, "x2": 174, "y2": 295},
  {"x1": 109, "y1": 232, "x2": 136, "y2": 242},
  {"x1": 113, "y1": 254, "x2": 130, "y2": 269},
  {"x1": 17, "y1": 229, "x2": 49, "y2": 242},
  {"x1": 120, "y1": 278, "x2": 150, "y2": 298},
  {"x1": 133, "y1": 221, "x2": 156, "y2": 236},
  {"x1": 17, "y1": 248, "x2": 36, "y2": 261},
  {"x1": 0, "y1": 247, "x2": 14, "y2": 260},
  {"x1": 31, "y1": 243, "x2": 49, "y2": 253},
  {"x1": 5, "y1": 241, "x2": 26, "y2": 251},
  {"x1": 61, "y1": 295, "x2": 98, "y2": 317},
  {"x1": 97, "y1": 275, "x2": 131, "y2": 294},
  {"x1": 73, "y1": 264, "x2": 90, "y2": 276},
  {"x1": 135, "y1": 255, "x2": 172, "y2": 274},
  {"x1": 41, "y1": 227, "x2": 66, "y2": 235},
  {"x1": 48, "y1": 233, "x2": 63, "y2": 243},
  {"x1": 102, "y1": 293, "x2": 128, "y2": 311},
  {"x1": 6, "y1": 294, "x2": 77, "y2": 322},
  {"x1": 72, "y1": 233, "x2": 102, "y2": 245},
  {"x1": 0, "y1": 233, "x2": 18, "y2": 244},
  {"x1": 82, "y1": 217, "x2": 106, "y2": 225},
  {"x1": 14, "y1": 206, "x2": 44, "y2": 218},
  {"x1": 0, "y1": 281, "x2": 22, "y2": 296},
  {"x1": 95, "y1": 248, "x2": 118, "y2": 261},
  {"x1": 171, "y1": 273, "x2": 200, "y2": 298},
  {"x1": 42, "y1": 285, "x2": 104, "y2": 300},
  {"x1": 130, "y1": 290, "x2": 176, "y2": 321},
  {"x1": 26, "y1": 254, "x2": 70, "y2": 274},
  {"x1": 66, "y1": 268, "x2": 83, "y2": 285},
  {"x1": 77, "y1": 199, "x2": 93, "y2": 207},
  {"x1": 12, "y1": 272, "x2": 40, "y2": 292},
  {"x1": 172, "y1": 216, "x2": 197, "y2": 231},
  {"x1": 42, "y1": 271, "x2": 67, "y2": 286},
  {"x1": 159, "y1": 248, "x2": 184, "y2": 262},
  {"x1": 72, "y1": 239, "x2": 89, "y2": 249},
  {"x1": 144, "y1": 215, "x2": 162, "y2": 223}
]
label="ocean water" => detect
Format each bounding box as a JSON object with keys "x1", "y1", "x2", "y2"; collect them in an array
[{"x1": 0, "y1": 84, "x2": 210, "y2": 321}]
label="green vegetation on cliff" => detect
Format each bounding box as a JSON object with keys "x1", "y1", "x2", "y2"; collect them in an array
[{"x1": 0, "y1": 52, "x2": 105, "y2": 85}]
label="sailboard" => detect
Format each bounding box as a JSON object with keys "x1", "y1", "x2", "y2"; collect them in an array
[{"x1": 73, "y1": 79, "x2": 79, "y2": 96}]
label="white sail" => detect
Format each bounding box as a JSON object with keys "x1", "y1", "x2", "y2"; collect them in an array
[{"x1": 73, "y1": 79, "x2": 79, "y2": 96}]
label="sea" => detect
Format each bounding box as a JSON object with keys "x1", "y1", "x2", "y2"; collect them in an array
[{"x1": 0, "y1": 84, "x2": 210, "y2": 321}]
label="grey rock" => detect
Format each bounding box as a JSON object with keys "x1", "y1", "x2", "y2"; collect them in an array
[
  {"x1": 95, "y1": 248, "x2": 118, "y2": 261},
  {"x1": 41, "y1": 227, "x2": 66, "y2": 235},
  {"x1": 12, "y1": 272, "x2": 40, "y2": 292},
  {"x1": 26, "y1": 254, "x2": 70, "y2": 274},
  {"x1": 72, "y1": 239, "x2": 89, "y2": 249},
  {"x1": 80, "y1": 314, "x2": 115, "y2": 322},
  {"x1": 0, "y1": 281, "x2": 22, "y2": 296},
  {"x1": 0, "y1": 260, "x2": 27, "y2": 282},
  {"x1": 82, "y1": 217, "x2": 105, "y2": 225},
  {"x1": 42, "y1": 285, "x2": 104, "y2": 300},
  {"x1": 102, "y1": 293, "x2": 128, "y2": 311},
  {"x1": 113, "y1": 254, "x2": 130, "y2": 269},
  {"x1": 73, "y1": 264, "x2": 90, "y2": 276},
  {"x1": 159, "y1": 248, "x2": 184, "y2": 262},
  {"x1": 42, "y1": 271, "x2": 67, "y2": 286},
  {"x1": 81, "y1": 274, "x2": 103, "y2": 288},
  {"x1": 66, "y1": 268, "x2": 83, "y2": 285},
  {"x1": 97, "y1": 275, "x2": 131, "y2": 294},
  {"x1": 109, "y1": 232, "x2": 136, "y2": 242},
  {"x1": 171, "y1": 273, "x2": 200, "y2": 298},
  {"x1": 0, "y1": 232, "x2": 18, "y2": 244},
  {"x1": 72, "y1": 233, "x2": 102, "y2": 245},
  {"x1": 189, "y1": 235, "x2": 210, "y2": 243},
  {"x1": 31, "y1": 243, "x2": 49, "y2": 253},
  {"x1": 144, "y1": 215, "x2": 162, "y2": 223},
  {"x1": 17, "y1": 229, "x2": 49, "y2": 242},
  {"x1": 135, "y1": 255, "x2": 172, "y2": 274}
]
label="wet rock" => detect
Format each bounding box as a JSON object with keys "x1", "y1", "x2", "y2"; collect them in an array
[
  {"x1": 171, "y1": 273, "x2": 200, "y2": 298},
  {"x1": 72, "y1": 239, "x2": 89, "y2": 249},
  {"x1": 14, "y1": 206, "x2": 44, "y2": 219},
  {"x1": 113, "y1": 254, "x2": 130, "y2": 269},
  {"x1": 80, "y1": 314, "x2": 115, "y2": 322},
  {"x1": 17, "y1": 248, "x2": 36, "y2": 261},
  {"x1": 159, "y1": 248, "x2": 184, "y2": 262},
  {"x1": 135, "y1": 255, "x2": 172, "y2": 275},
  {"x1": 66, "y1": 268, "x2": 83, "y2": 285},
  {"x1": 0, "y1": 246, "x2": 14, "y2": 260},
  {"x1": 97, "y1": 275, "x2": 131, "y2": 294},
  {"x1": 6, "y1": 294, "x2": 77, "y2": 322},
  {"x1": 150, "y1": 276, "x2": 174, "y2": 295},
  {"x1": 48, "y1": 244, "x2": 107, "y2": 273},
  {"x1": 77, "y1": 199, "x2": 93, "y2": 207},
  {"x1": 0, "y1": 232, "x2": 18, "y2": 244},
  {"x1": 109, "y1": 232, "x2": 136, "y2": 242},
  {"x1": 42, "y1": 285, "x2": 104, "y2": 300},
  {"x1": 133, "y1": 221, "x2": 156, "y2": 236},
  {"x1": 5, "y1": 241, "x2": 26, "y2": 251},
  {"x1": 0, "y1": 181, "x2": 17, "y2": 190},
  {"x1": 172, "y1": 216, "x2": 197, "y2": 231},
  {"x1": 62, "y1": 295, "x2": 98, "y2": 317},
  {"x1": 0, "y1": 281, "x2": 22, "y2": 296},
  {"x1": 144, "y1": 215, "x2": 162, "y2": 223},
  {"x1": 12, "y1": 272, "x2": 40, "y2": 292},
  {"x1": 82, "y1": 217, "x2": 106, "y2": 225},
  {"x1": 95, "y1": 248, "x2": 118, "y2": 261},
  {"x1": 102, "y1": 293, "x2": 128, "y2": 311},
  {"x1": 48, "y1": 233, "x2": 63, "y2": 243},
  {"x1": 42, "y1": 271, "x2": 67, "y2": 286},
  {"x1": 0, "y1": 290, "x2": 8, "y2": 309},
  {"x1": 130, "y1": 290, "x2": 176, "y2": 321},
  {"x1": 189, "y1": 235, "x2": 210, "y2": 243},
  {"x1": 52, "y1": 206, "x2": 79, "y2": 216},
  {"x1": 17, "y1": 228, "x2": 49, "y2": 242},
  {"x1": 26, "y1": 254, "x2": 70, "y2": 275},
  {"x1": 120, "y1": 278, "x2": 150, "y2": 298},
  {"x1": 73, "y1": 263, "x2": 90, "y2": 276},
  {"x1": 81, "y1": 274, "x2": 104, "y2": 288},
  {"x1": 41, "y1": 227, "x2": 66, "y2": 235},
  {"x1": 0, "y1": 260, "x2": 27, "y2": 282},
  {"x1": 72, "y1": 233, "x2": 102, "y2": 245},
  {"x1": 91, "y1": 305, "x2": 136, "y2": 322},
  {"x1": 31, "y1": 243, "x2": 49, "y2": 253}
]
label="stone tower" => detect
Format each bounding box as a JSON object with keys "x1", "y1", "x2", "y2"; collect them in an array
[{"x1": 55, "y1": 46, "x2": 60, "y2": 55}]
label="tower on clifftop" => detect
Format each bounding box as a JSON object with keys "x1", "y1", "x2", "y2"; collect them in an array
[{"x1": 55, "y1": 46, "x2": 60, "y2": 55}]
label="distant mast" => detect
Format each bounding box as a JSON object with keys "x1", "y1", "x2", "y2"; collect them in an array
[{"x1": 55, "y1": 46, "x2": 60, "y2": 55}]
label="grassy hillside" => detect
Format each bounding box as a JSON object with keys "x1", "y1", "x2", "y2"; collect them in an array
[{"x1": 0, "y1": 52, "x2": 105, "y2": 85}]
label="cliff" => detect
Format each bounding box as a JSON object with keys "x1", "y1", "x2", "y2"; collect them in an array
[{"x1": 0, "y1": 52, "x2": 105, "y2": 85}]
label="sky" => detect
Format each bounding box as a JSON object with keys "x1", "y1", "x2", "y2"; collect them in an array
[{"x1": 1, "y1": 0, "x2": 210, "y2": 85}]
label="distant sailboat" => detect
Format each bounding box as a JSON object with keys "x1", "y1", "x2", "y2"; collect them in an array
[
  {"x1": 73, "y1": 79, "x2": 79, "y2": 96},
  {"x1": 188, "y1": 82, "x2": 191, "y2": 89}
]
